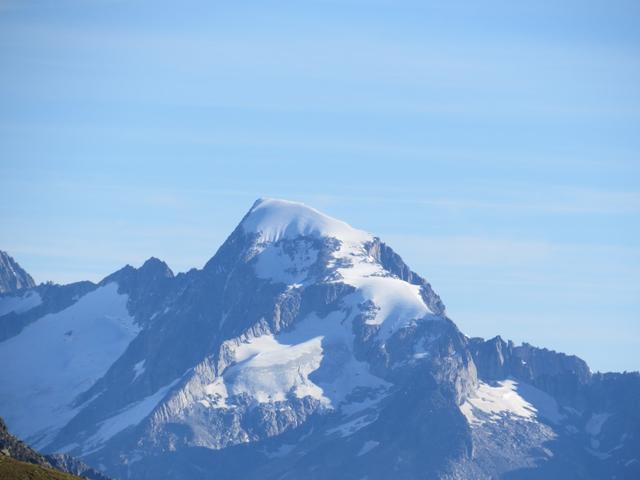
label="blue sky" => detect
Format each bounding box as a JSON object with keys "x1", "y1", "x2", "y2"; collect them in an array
[{"x1": 1, "y1": 0, "x2": 638, "y2": 372}]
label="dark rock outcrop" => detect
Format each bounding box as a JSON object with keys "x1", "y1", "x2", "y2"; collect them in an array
[
  {"x1": 469, "y1": 335, "x2": 591, "y2": 403},
  {"x1": 0, "y1": 417, "x2": 109, "y2": 480}
]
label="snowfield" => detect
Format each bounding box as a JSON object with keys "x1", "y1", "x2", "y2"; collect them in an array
[
  {"x1": 0, "y1": 283, "x2": 139, "y2": 446},
  {"x1": 204, "y1": 310, "x2": 389, "y2": 411},
  {"x1": 460, "y1": 379, "x2": 564, "y2": 426},
  {"x1": 242, "y1": 198, "x2": 371, "y2": 244},
  {"x1": 0, "y1": 290, "x2": 42, "y2": 317}
]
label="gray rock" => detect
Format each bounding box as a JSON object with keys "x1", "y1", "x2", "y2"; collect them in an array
[{"x1": 0, "y1": 250, "x2": 35, "y2": 293}]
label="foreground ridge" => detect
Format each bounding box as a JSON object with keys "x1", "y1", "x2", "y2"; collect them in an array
[{"x1": 0, "y1": 417, "x2": 109, "y2": 480}]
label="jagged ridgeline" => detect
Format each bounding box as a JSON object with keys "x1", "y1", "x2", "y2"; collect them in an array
[
  {"x1": 0, "y1": 198, "x2": 638, "y2": 480},
  {"x1": 0, "y1": 251, "x2": 35, "y2": 294}
]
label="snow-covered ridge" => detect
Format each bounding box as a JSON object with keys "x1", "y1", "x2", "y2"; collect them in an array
[{"x1": 242, "y1": 198, "x2": 371, "y2": 244}]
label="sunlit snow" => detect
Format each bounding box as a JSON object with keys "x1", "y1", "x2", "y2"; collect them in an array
[
  {"x1": 0, "y1": 283, "x2": 139, "y2": 445},
  {"x1": 204, "y1": 310, "x2": 389, "y2": 410},
  {"x1": 245, "y1": 198, "x2": 437, "y2": 342},
  {"x1": 132, "y1": 360, "x2": 146, "y2": 381},
  {"x1": 253, "y1": 240, "x2": 319, "y2": 285},
  {"x1": 460, "y1": 379, "x2": 564, "y2": 426},
  {"x1": 242, "y1": 198, "x2": 371, "y2": 244},
  {"x1": 357, "y1": 440, "x2": 380, "y2": 456}
]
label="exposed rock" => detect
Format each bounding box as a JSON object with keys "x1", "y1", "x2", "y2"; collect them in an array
[
  {"x1": 0, "y1": 250, "x2": 35, "y2": 293},
  {"x1": 0, "y1": 417, "x2": 108, "y2": 480}
]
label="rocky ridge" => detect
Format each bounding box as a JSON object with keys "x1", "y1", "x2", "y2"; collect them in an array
[{"x1": 0, "y1": 198, "x2": 638, "y2": 480}]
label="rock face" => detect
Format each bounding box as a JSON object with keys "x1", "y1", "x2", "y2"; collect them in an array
[
  {"x1": 0, "y1": 250, "x2": 35, "y2": 293},
  {"x1": 0, "y1": 198, "x2": 638, "y2": 480},
  {"x1": 0, "y1": 416, "x2": 49, "y2": 466},
  {"x1": 465, "y1": 337, "x2": 640, "y2": 479},
  {"x1": 45, "y1": 453, "x2": 112, "y2": 480},
  {"x1": 469, "y1": 336, "x2": 591, "y2": 403}
]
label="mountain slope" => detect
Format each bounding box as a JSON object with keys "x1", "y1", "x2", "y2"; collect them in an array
[
  {"x1": 0, "y1": 198, "x2": 638, "y2": 480},
  {"x1": 0, "y1": 417, "x2": 107, "y2": 480},
  {"x1": 0, "y1": 250, "x2": 35, "y2": 294},
  {"x1": 0, "y1": 456, "x2": 80, "y2": 480}
]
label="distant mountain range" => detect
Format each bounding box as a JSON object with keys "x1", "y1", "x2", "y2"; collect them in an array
[{"x1": 0, "y1": 198, "x2": 638, "y2": 479}]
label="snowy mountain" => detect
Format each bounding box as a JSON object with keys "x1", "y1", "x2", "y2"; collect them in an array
[{"x1": 0, "y1": 198, "x2": 638, "y2": 480}]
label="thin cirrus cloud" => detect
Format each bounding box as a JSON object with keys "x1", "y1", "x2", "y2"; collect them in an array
[
  {"x1": 0, "y1": 0, "x2": 638, "y2": 373},
  {"x1": 2, "y1": 12, "x2": 638, "y2": 121}
]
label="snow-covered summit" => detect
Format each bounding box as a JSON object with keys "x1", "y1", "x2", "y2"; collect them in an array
[
  {"x1": 203, "y1": 200, "x2": 445, "y2": 339},
  {"x1": 241, "y1": 198, "x2": 371, "y2": 244},
  {"x1": 241, "y1": 198, "x2": 439, "y2": 334}
]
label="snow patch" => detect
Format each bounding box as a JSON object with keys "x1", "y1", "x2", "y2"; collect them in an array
[
  {"x1": 0, "y1": 290, "x2": 42, "y2": 317},
  {"x1": 203, "y1": 310, "x2": 389, "y2": 410},
  {"x1": 266, "y1": 443, "x2": 296, "y2": 458},
  {"x1": 460, "y1": 379, "x2": 564, "y2": 426},
  {"x1": 343, "y1": 276, "x2": 431, "y2": 339},
  {"x1": 326, "y1": 411, "x2": 379, "y2": 437},
  {"x1": 357, "y1": 440, "x2": 380, "y2": 456},
  {"x1": 585, "y1": 412, "x2": 610, "y2": 437},
  {"x1": 203, "y1": 377, "x2": 229, "y2": 407},
  {"x1": 253, "y1": 240, "x2": 318, "y2": 284},
  {"x1": 132, "y1": 360, "x2": 146, "y2": 381},
  {"x1": 585, "y1": 412, "x2": 611, "y2": 451},
  {"x1": 225, "y1": 334, "x2": 326, "y2": 404}
]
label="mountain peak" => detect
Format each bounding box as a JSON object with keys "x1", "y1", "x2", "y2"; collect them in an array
[
  {"x1": 99, "y1": 257, "x2": 173, "y2": 287},
  {"x1": 0, "y1": 250, "x2": 36, "y2": 293},
  {"x1": 140, "y1": 257, "x2": 174, "y2": 278},
  {"x1": 241, "y1": 197, "x2": 371, "y2": 244}
]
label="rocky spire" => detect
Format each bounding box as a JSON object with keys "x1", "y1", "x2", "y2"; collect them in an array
[{"x1": 0, "y1": 251, "x2": 36, "y2": 294}]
